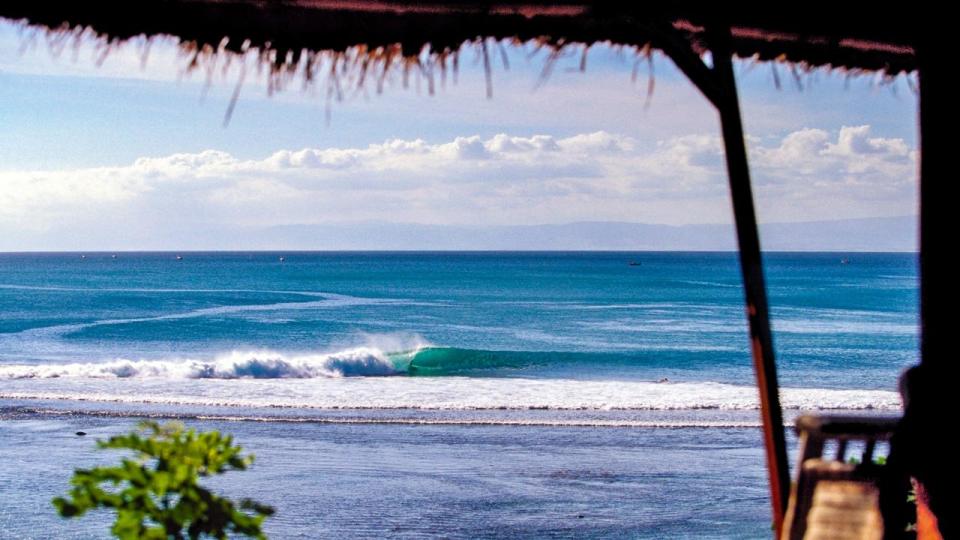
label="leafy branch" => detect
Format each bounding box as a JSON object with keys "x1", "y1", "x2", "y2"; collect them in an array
[{"x1": 53, "y1": 421, "x2": 274, "y2": 539}]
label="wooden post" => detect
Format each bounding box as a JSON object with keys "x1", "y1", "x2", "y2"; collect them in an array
[
  {"x1": 895, "y1": 36, "x2": 955, "y2": 539},
  {"x1": 918, "y1": 35, "x2": 945, "y2": 375},
  {"x1": 709, "y1": 26, "x2": 790, "y2": 536}
]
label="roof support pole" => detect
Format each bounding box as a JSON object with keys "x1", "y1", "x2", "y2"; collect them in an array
[
  {"x1": 708, "y1": 26, "x2": 790, "y2": 537},
  {"x1": 659, "y1": 23, "x2": 790, "y2": 535},
  {"x1": 918, "y1": 41, "x2": 946, "y2": 378},
  {"x1": 880, "y1": 52, "x2": 954, "y2": 538},
  {"x1": 885, "y1": 42, "x2": 956, "y2": 538}
]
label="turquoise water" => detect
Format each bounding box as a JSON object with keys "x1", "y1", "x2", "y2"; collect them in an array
[
  {"x1": 0, "y1": 252, "x2": 917, "y2": 387},
  {"x1": 0, "y1": 251, "x2": 917, "y2": 538}
]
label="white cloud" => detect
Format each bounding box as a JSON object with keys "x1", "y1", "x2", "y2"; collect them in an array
[
  {"x1": 749, "y1": 125, "x2": 916, "y2": 222},
  {"x1": 825, "y1": 125, "x2": 912, "y2": 158},
  {"x1": 0, "y1": 127, "x2": 917, "y2": 249}
]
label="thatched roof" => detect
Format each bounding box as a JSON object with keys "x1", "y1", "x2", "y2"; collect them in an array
[{"x1": 2, "y1": 2, "x2": 919, "y2": 79}]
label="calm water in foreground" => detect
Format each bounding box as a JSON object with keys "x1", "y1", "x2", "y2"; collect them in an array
[{"x1": 0, "y1": 252, "x2": 917, "y2": 538}]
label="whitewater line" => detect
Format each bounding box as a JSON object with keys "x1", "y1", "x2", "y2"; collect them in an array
[{"x1": 0, "y1": 384, "x2": 902, "y2": 411}]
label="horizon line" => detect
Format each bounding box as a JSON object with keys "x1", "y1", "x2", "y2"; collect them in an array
[{"x1": 0, "y1": 249, "x2": 919, "y2": 254}]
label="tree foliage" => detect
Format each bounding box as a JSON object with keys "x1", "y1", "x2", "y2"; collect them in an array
[{"x1": 53, "y1": 421, "x2": 274, "y2": 539}]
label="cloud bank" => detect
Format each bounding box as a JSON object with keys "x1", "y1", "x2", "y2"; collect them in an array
[{"x1": 0, "y1": 126, "x2": 915, "y2": 250}]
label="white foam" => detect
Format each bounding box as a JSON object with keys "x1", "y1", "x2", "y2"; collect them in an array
[
  {"x1": 0, "y1": 348, "x2": 412, "y2": 379},
  {"x1": 0, "y1": 377, "x2": 902, "y2": 412}
]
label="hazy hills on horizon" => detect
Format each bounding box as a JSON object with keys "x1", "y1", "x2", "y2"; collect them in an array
[
  {"x1": 247, "y1": 216, "x2": 916, "y2": 252},
  {"x1": 5, "y1": 216, "x2": 916, "y2": 252}
]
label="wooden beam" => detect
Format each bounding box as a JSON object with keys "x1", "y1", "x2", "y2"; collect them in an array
[
  {"x1": 894, "y1": 35, "x2": 957, "y2": 539},
  {"x1": 660, "y1": 22, "x2": 790, "y2": 536},
  {"x1": 707, "y1": 24, "x2": 790, "y2": 537},
  {"x1": 651, "y1": 24, "x2": 723, "y2": 108},
  {"x1": 918, "y1": 34, "x2": 946, "y2": 374}
]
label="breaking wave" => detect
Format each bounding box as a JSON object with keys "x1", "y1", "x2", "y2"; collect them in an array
[
  {"x1": 0, "y1": 348, "x2": 409, "y2": 379},
  {"x1": 0, "y1": 345, "x2": 903, "y2": 412},
  {"x1": 0, "y1": 346, "x2": 656, "y2": 379}
]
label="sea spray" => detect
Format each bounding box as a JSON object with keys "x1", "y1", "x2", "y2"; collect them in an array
[{"x1": 0, "y1": 348, "x2": 404, "y2": 379}]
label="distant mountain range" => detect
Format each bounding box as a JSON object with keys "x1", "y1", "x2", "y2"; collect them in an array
[
  {"x1": 241, "y1": 216, "x2": 916, "y2": 252},
  {"x1": 7, "y1": 216, "x2": 916, "y2": 252}
]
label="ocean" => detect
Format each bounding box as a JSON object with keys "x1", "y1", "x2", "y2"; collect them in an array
[{"x1": 0, "y1": 252, "x2": 917, "y2": 538}]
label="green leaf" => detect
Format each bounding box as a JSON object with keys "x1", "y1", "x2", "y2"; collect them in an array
[{"x1": 52, "y1": 421, "x2": 273, "y2": 539}]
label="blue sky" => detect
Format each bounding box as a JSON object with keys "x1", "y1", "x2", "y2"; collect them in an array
[{"x1": 0, "y1": 20, "x2": 919, "y2": 250}]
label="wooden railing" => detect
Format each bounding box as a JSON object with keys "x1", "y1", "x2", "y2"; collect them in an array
[{"x1": 781, "y1": 414, "x2": 901, "y2": 540}]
